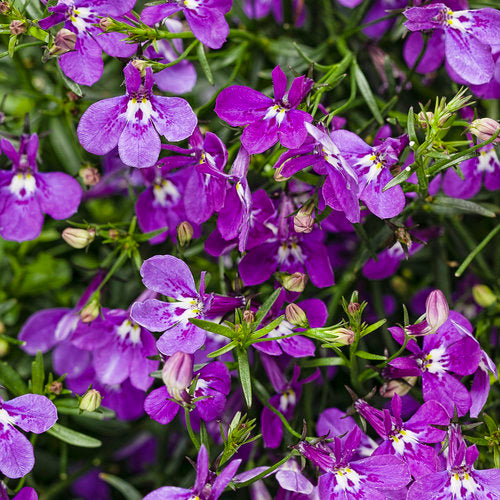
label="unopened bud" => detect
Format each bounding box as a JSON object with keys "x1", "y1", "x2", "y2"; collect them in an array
[
  {"x1": 131, "y1": 59, "x2": 147, "y2": 76},
  {"x1": 62, "y1": 227, "x2": 95, "y2": 249},
  {"x1": 470, "y1": 118, "x2": 500, "y2": 144},
  {"x1": 50, "y1": 28, "x2": 76, "y2": 55},
  {"x1": 79, "y1": 389, "x2": 102, "y2": 412},
  {"x1": 472, "y1": 284, "x2": 496, "y2": 308},
  {"x1": 285, "y1": 303, "x2": 308, "y2": 328},
  {"x1": 0, "y1": 338, "x2": 8, "y2": 358},
  {"x1": 380, "y1": 377, "x2": 417, "y2": 398},
  {"x1": 80, "y1": 296, "x2": 100, "y2": 323},
  {"x1": 49, "y1": 381, "x2": 63, "y2": 395},
  {"x1": 99, "y1": 17, "x2": 113, "y2": 31},
  {"x1": 417, "y1": 111, "x2": 433, "y2": 128},
  {"x1": 294, "y1": 213, "x2": 314, "y2": 233},
  {"x1": 334, "y1": 327, "x2": 355, "y2": 345},
  {"x1": 0, "y1": 2, "x2": 10, "y2": 14},
  {"x1": 10, "y1": 20, "x2": 25, "y2": 35},
  {"x1": 282, "y1": 272, "x2": 307, "y2": 292},
  {"x1": 177, "y1": 221, "x2": 194, "y2": 247},
  {"x1": 108, "y1": 229, "x2": 119, "y2": 240},
  {"x1": 274, "y1": 167, "x2": 288, "y2": 182},
  {"x1": 243, "y1": 310, "x2": 255, "y2": 324},
  {"x1": 395, "y1": 227, "x2": 412, "y2": 247},
  {"x1": 425, "y1": 289, "x2": 449, "y2": 331},
  {"x1": 347, "y1": 302, "x2": 360, "y2": 315},
  {"x1": 162, "y1": 352, "x2": 192, "y2": 401},
  {"x1": 79, "y1": 166, "x2": 101, "y2": 186}
]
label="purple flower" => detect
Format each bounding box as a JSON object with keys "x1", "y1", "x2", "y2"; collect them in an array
[
  {"x1": 141, "y1": 0, "x2": 232, "y2": 49},
  {"x1": 0, "y1": 134, "x2": 82, "y2": 242},
  {"x1": 405, "y1": 289, "x2": 449, "y2": 336},
  {"x1": 355, "y1": 394, "x2": 450, "y2": 478},
  {"x1": 94, "y1": 379, "x2": 146, "y2": 421},
  {"x1": 297, "y1": 426, "x2": 411, "y2": 499},
  {"x1": 144, "y1": 445, "x2": 241, "y2": 499},
  {"x1": 361, "y1": 0, "x2": 407, "y2": 39},
  {"x1": 0, "y1": 394, "x2": 57, "y2": 478},
  {"x1": 403, "y1": 4, "x2": 500, "y2": 85},
  {"x1": 408, "y1": 425, "x2": 500, "y2": 500},
  {"x1": 0, "y1": 485, "x2": 38, "y2": 500},
  {"x1": 39, "y1": 0, "x2": 137, "y2": 86},
  {"x1": 77, "y1": 63, "x2": 197, "y2": 168},
  {"x1": 144, "y1": 357, "x2": 230, "y2": 425},
  {"x1": 331, "y1": 129, "x2": 406, "y2": 219},
  {"x1": 131, "y1": 255, "x2": 242, "y2": 355},
  {"x1": 215, "y1": 65, "x2": 314, "y2": 154},
  {"x1": 243, "y1": 0, "x2": 306, "y2": 26}
]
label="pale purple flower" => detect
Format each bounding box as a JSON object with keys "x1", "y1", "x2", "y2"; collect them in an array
[
  {"x1": 0, "y1": 394, "x2": 57, "y2": 478},
  {"x1": 77, "y1": 63, "x2": 197, "y2": 168},
  {"x1": 0, "y1": 134, "x2": 82, "y2": 242},
  {"x1": 215, "y1": 65, "x2": 313, "y2": 154},
  {"x1": 39, "y1": 0, "x2": 138, "y2": 86},
  {"x1": 406, "y1": 289, "x2": 449, "y2": 336}
]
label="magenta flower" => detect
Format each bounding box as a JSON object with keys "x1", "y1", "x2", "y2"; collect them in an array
[
  {"x1": 141, "y1": 0, "x2": 232, "y2": 49},
  {"x1": 0, "y1": 484, "x2": 38, "y2": 500},
  {"x1": 215, "y1": 65, "x2": 314, "y2": 154},
  {"x1": 0, "y1": 134, "x2": 82, "y2": 242},
  {"x1": 405, "y1": 289, "x2": 450, "y2": 336},
  {"x1": 0, "y1": 394, "x2": 57, "y2": 478},
  {"x1": 39, "y1": 0, "x2": 138, "y2": 86},
  {"x1": 77, "y1": 63, "x2": 197, "y2": 168}
]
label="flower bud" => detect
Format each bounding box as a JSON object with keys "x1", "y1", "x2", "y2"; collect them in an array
[
  {"x1": 470, "y1": 118, "x2": 500, "y2": 144},
  {"x1": 282, "y1": 272, "x2": 308, "y2": 292},
  {"x1": 79, "y1": 389, "x2": 102, "y2": 412},
  {"x1": 99, "y1": 17, "x2": 113, "y2": 30},
  {"x1": 131, "y1": 59, "x2": 147, "y2": 76},
  {"x1": 285, "y1": 303, "x2": 308, "y2": 328},
  {"x1": 274, "y1": 166, "x2": 288, "y2": 182},
  {"x1": 80, "y1": 296, "x2": 100, "y2": 323},
  {"x1": 108, "y1": 229, "x2": 119, "y2": 240},
  {"x1": 294, "y1": 213, "x2": 314, "y2": 233},
  {"x1": 79, "y1": 166, "x2": 100, "y2": 186},
  {"x1": 162, "y1": 352, "x2": 193, "y2": 401},
  {"x1": 0, "y1": 338, "x2": 9, "y2": 358},
  {"x1": 62, "y1": 227, "x2": 95, "y2": 249},
  {"x1": 0, "y1": 2, "x2": 10, "y2": 14},
  {"x1": 394, "y1": 227, "x2": 412, "y2": 247},
  {"x1": 10, "y1": 19, "x2": 26, "y2": 34},
  {"x1": 425, "y1": 289, "x2": 449, "y2": 332},
  {"x1": 177, "y1": 221, "x2": 194, "y2": 247},
  {"x1": 347, "y1": 302, "x2": 360, "y2": 315},
  {"x1": 417, "y1": 111, "x2": 433, "y2": 129},
  {"x1": 50, "y1": 28, "x2": 77, "y2": 55},
  {"x1": 243, "y1": 310, "x2": 255, "y2": 324},
  {"x1": 379, "y1": 377, "x2": 417, "y2": 398},
  {"x1": 49, "y1": 381, "x2": 63, "y2": 395},
  {"x1": 333, "y1": 327, "x2": 355, "y2": 345},
  {"x1": 472, "y1": 284, "x2": 497, "y2": 308}
]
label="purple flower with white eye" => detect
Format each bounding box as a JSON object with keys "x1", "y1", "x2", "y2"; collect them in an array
[
  {"x1": 141, "y1": 0, "x2": 232, "y2": 49},
  {"x1": 0, "y1": 394, "x2": 57, "y2": 478},
  {"x1": 330, "y1": 129, "x2": 406, "y2": 219},
  {"x1": 161, "y1": 127, "x2": 229, "y2": 225},
  {"x1": 94, "y1": 378, "x2": 146, "y2": 421},
  {"x1": 38, "y1": 0, "x2": 138, "y2": 86},
  {"x1": 297, "y1": 426, "x2": 411, "y2": 499},
  {"x1": 215, "y1": 65, "x2": 314, "y2": 154},
  {"x1": 355, "y1": 394, "x2": 450, "y2": 479},
  {"x1": 144, "y1": 357, "x2": 230, "y2": 425},
  {"x1": 77, "y1": 63, "x2": 197, "y2": 168},
  {"x1": 403, "y1": 4, "x2": 500, "y2": 85},
  {"x1": 144, "y1": 445, "x2": 241, "y2": 499},
  {"x1": 131, "y1": 255, "x2": 243, "y2": 355},
  {"x1": 408, "y1": 425, "x2": 500, "y2": 500},
  {"x1": 143, "y1": 19, "x2": 197, "y2": 94},
  {"x1": 386, "y1": 311, "x2": 482, "y2": 417},
  {"x1": 0, "y1": 134, "x2": 82, "y2": 242}
]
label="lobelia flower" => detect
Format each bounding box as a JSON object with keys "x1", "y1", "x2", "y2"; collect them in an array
[
  {"x1": 407, "y1": 425, "x2": 500, "y2": 500},
  {"x1": 77, "y1": 63, "x2": 197, "y2": 168},
  {"x1": 38, "y1": 0, "x2": 138, "y2": 86},
  {"x1": 161, "y1": 127, "x2": 229, "y2": 225},
  {"x1": 243, "y1": 0, "x2": 306, "y2": 26},
  {"x1": 386, "y1": 311, "x2": 482, "y2": 416},
  {"x1": 0, "y1": 485, "x2": 38, "y2": 500},
  {"x1": 144, "y1": 356, "x2": 230, "y2": 425},
  {"x1": 141, "y1": 0, "x2": 232, "y2": 49},
  {"x1": 215, "y1": 65, "x2": 314, "y2": 154},
  {"x1": 143, "y1": 444, "x2": 241, "y2": 499},
  {"x1": 330, "y1": 129, "x2": 406, "y2": 219},
  {"x1": 297, "y1": 426, "x2": 411, "y2": 499},
  {"x1": 354, "y1": 394, "x2": 450, "y2": 479},
  {"x1": 131, "y1": 255, "x2": 243, "y2": 355},
  {"x1": 0, "y1": 134, "x2": 82, "y2": 242},
  {"x1": 93, "y1": 379, "x2": 146, "y2": 421},
  {"x1": 403, "y1": 3, "x2": 500, "y2": 86},
  {"x1": 143, "y1": 19, "x2": 197, "y2": 94},
  {"x1": 405, "y1": 289, "x2": 449, "y2": 336},
  {"x1": 0, "y1": 394, "x2": 57, "y2": 478}
]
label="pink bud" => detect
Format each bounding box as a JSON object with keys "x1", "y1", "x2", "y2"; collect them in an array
[
  {"x1": 9, "y1": 20, "x2": 25, "y2": 35},
  {"x1": 425, "y1": 289, "x2": 449, "y2": 332},
  {"x1": 282, "y1": 272, "x2": 308, "y2": 292},
  {"x1": 470, "y1": 118, "x2": 500, "y2": 144},
  {"x1": 285, "y1": 303, "x2": 308, "y2": 327},
  {"x1": 162, "y1": 352, "x2": 193, "y2": 401}
]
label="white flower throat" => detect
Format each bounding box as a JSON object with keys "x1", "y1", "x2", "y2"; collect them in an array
[{"x1": 9, "y1": 173, "x2": 37, "y2": 198}]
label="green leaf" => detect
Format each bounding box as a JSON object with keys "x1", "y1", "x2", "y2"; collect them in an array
[
  {"x1": 352, "y1": 61, "x2": 383, "y2": 125},
  {"x1": 207, "y1": 340, "x2": 238, "y2": 358},
  {"x1": 197, "y1": 42, "x2": 214, "y2": 85},
  {"x1": 236, "y1": 348, "x2": 252, "y2": 408},
  {"x1": 383, "y1": 166, "x2": 415, "y2": 191},
  {"x1": 56, "y1": 64, "x2": 83, "y2": 97},
  {"x1": 407, "y1": 106, "x2": 417, "y2": 145},
  {"x1": 429, "y1": 195, "x2": 496, "y2": 218},
  {"x1": 31, "y1": 351, "x2": 45, "y2": 395},
  {"x1": 300, "y1": 357, "x2": 346, "y2": 367},
  {"x1": 483, "y1": 413, "x2": 497, "y2": 434},
  {"x1": 136, "y1": 226, "x2": 170, "y2": 241},
  {"x1": 254, "y1": 288, "x2": 282, "y2": 329},
  {"x1": 47, "y1": 423, "x2": 102, "y2": 448},
  {"x1": 27, "y1": 25, "x2": 48, "y2": 42},
  {"x1": 0, "y1": 361, "x2": 27, "y2": 396},
  {"x1": 361, "y1": 319, "x2": 387, "y2": 337},
  {"x1": 99, "y1": 473, "x2": 142, "y2": 500},
  {"x1": 8, "y1": 35, "x2": 17, "y2": 59},
  {"x1": 355, "y1": 350, "x2": 387, "y2": 361},
  {"x1": 250, "y1": 315, "x2": 284, "y2": 340},
  {"x1": 189, "y1": 318, "x2": 234, "y2": 339}
]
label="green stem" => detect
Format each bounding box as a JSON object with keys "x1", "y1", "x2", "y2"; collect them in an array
[
  {"x1": 184, "y1": 407, "x2": 200, "y2": 450},
  {"x1": 235, "y1": 453, "x2": 295, "y2": 488},
  {"x1": 0, "y1": 40, "x2": 43, "y2": 59}
]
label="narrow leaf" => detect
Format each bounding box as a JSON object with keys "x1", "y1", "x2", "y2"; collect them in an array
[
  {"x1": 99, "y1": 473, "x2": 142, "y2": 500},
  {"x1": 236, "y1": 348, "x2": 252, "y2": 408},
  {"x1": 355, "y1": 350, "x2": 387, "y2": 361},
  {"x1": 207, "y1": 340, "x2": 238, "y2": 358},
  {"x1": 430, "y1": 195, "x2": 496, "y2": 218},
  {"x1": 361, "y1": 319, "x2": 387, "y2": 337},
  {"x1": 189, "y1": 318, "x2": 234, "y2": 339},
  {"x1": 0, "y1": 361, "x2": 28, "y2": 396},
  {"x1": 254, "y1": 287, "x2": 282, "y2": 328},
  {"x1": 250, "y1": 315, "x2": 285, "y2": 340},
  {"x1": 300, "y1": 357, "x2": 346, "y2": 367},
  {"x1": 31, "y1": 351, "x2": 45, "y2": 395},
  {"x1": 197, "y1": 42, "x2": 214, "y2": 85},
  {"x1": 47, "y1": 423, "x2": 102, "y2": 448},
  {"x1": 353, "y1": 61, "x2": 383, "y2": 125}
]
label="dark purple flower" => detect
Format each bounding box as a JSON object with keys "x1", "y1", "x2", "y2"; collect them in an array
[
  {"x1": 38, "y1": 0, "x2": 138, "y2": 86},
  {"x1": 71, "y1": 468, "x2": 110, "y2": 500},
  {"x1": 243, "y1": 0, "x2": 306, "y2": 26},
  {"x1": 361, "y1": 0, "x2": 407, "y2": 39},
  {"x1": 77, "y1": 63, "x2": 197, "y2": 168},
  {"x1": 141, "y1": 0, "x2": 232, "y2": 49},
  {"x1": 0, "y1": 134, "x2": 82, "y2": 242},
  {"x1": 94, "y1": 378, "x2": 146, "y2": 421},
  {"x1": 0, "y1": 394, "x2": 57, "y2": 478},
  {"x1": 0, "y1": 484, "x2": 38, "y2": 500},
  {"x1": 215, "y1": 65, "x2": 313, "y2": 154}
]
